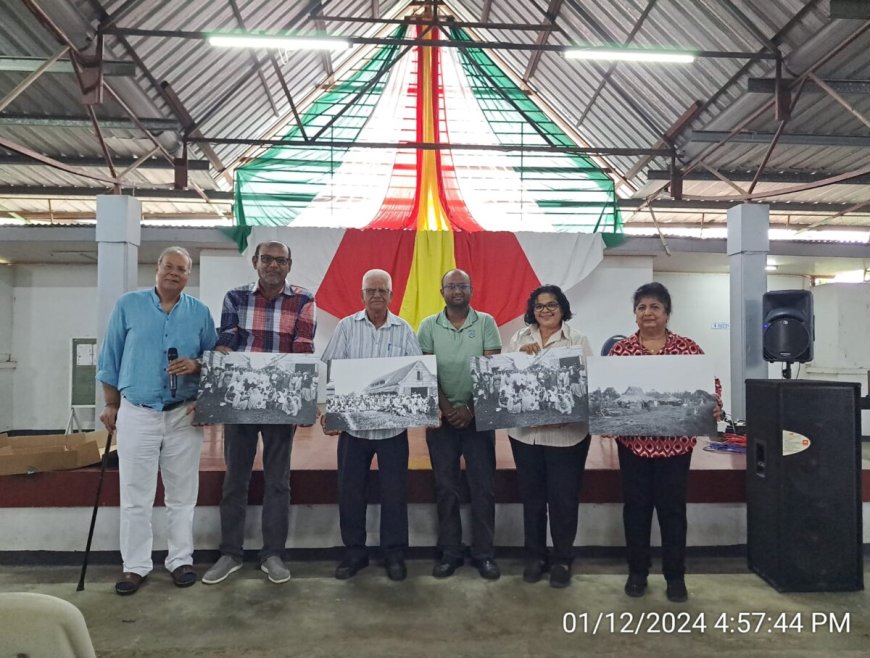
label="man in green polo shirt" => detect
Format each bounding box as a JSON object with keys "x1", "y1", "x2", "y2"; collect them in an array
[{"x1": 418, "y1": 269, "x2": 502, "y2": 580}]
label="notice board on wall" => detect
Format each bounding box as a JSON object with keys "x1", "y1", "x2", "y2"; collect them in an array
[{"x1": 71, "y1": 338, "x2": 97, "y2": 407}]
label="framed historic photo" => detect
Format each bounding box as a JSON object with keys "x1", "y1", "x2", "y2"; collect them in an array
[
  {"x1": 324, "y1": 355, "x2": 439, "y2": 433},
  {"x1": 587, "y1": 354, "x2": 716, "y2": 437},
  {"x1": 194, "y1": 351, "x2": 321, "y2": 425},
  {"x1": 470, "y1": 346, "x2": 588, "y2": 431}
]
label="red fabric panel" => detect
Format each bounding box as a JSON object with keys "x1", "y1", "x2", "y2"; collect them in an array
[
  {"x1": 315, "y1": 229, "x2": 417, "y2": 319},
  {"x1": 453, "y1": 232, "x2": 541, "y2": 324}
]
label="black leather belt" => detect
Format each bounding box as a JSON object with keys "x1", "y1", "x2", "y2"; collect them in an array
[{"x1": 134, "y1": 399, "x2": 192, "y2": 412}]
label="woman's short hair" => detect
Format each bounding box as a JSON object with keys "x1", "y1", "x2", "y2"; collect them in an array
[
  {"x1": 524, "y1": 284, "x2": 573, "y2": 325},
  {"x1": 632, "y1": 282, "x2": 672, "y2": 315}
]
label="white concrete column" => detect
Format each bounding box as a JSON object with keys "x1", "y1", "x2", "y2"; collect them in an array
[
  {"x1": 727, "y1": 203, "x2": 769, "y2": 420},
  {"x1": 95, "y1": 195, "x2": 141, "y2": 408},
  {"x1": 0, "y1": 264, "x2": 14, "y2": 431}
]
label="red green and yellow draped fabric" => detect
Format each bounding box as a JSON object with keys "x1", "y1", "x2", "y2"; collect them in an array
[{"x1": 234, "y1": 25, "x2": 620, "y2": 327}]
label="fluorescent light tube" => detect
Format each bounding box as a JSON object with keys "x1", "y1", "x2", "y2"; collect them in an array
[{"x1": 208, "y1": 35, "x2": 351, "y2": 51}]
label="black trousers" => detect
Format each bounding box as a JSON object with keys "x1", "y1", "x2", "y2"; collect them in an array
[
  {"x1": 426, "y1": 424, "x2": 496, "y2": 561},
  {"x1": 509, "y1": 436, "x2": 590, "y2": 566},
  {"x1": 337, "y1": 431, "x2": 409, "y2": 560},
  {"x1": 617, "y1": 443, "x2": 692, "y2": 580}
]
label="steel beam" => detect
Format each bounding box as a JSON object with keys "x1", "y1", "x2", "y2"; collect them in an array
[
  {"x1": 184, "y1": 135, "x2": 669, "y2": 156},
  {"x1": 0, "y1": 138, "x2": 123, "y2": 186},
  {"x1": 0, "y1": 46, "x2": 69, "y2": 113},
  {"x1": 0, "y1": 185, "x2": 234, "y2": 201},
  {"x1": 0, "y1": 154, "x2": 210, "y2": 170},
  {"x1": 830, "y1": 0, "x2": 870, "y2": 19},
  {"x1": 523, "y1": 0, "x2": 563, "y2": 83},
  {"x1": 0, "y1": 56, "x2": 135, "y2": 76},
  {"x1": 645, "y1": 169, "x2": 870, "y2": 185},
  {"x1": 687, "y1": 130, "x2": 870, "y2": 147},
  {"x1": 311, "y1": 14, "x2": 554, "y2": 30},
  {"x1": 0, "y1": 114, "x2": 179, "y2": 131},
  {"x1": 619, "y1": 198, "x2": 864, "y2": 213},
  {"x1": 748, "y1": 77, "x2": 870, "y2": 94}
]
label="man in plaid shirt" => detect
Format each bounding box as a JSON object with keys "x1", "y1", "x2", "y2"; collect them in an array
[{"x1": 203, "y1": 240, "x2": 316, "y2": 586}]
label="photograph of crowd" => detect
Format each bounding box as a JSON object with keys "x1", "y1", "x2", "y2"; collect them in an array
[
  {"x1": 587, "y1": 355, "x2": 717, "y2": 437},
  {"x1": 470, "y1": 346, "x2": 588, "y2": 431},
  {"x1": 194, "y1": 351, "x2": 321, "y2": 425},
  {"x1": 324, "y1": 355, "x2": 439, "y2": 433}
]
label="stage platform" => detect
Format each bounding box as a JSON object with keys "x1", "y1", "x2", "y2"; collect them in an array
[
  {"x1": 1, "y1": 427, "x2": 868, "y2": 554},
  {"x1": 0, "y1": 426, "x2": 765, "y2": 507}
]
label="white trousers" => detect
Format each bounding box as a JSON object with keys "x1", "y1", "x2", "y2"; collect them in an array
[{"x1": 117, "y1": 398, "x2": 203, "y2": 575}]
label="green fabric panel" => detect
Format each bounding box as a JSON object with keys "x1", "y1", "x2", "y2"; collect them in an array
[
  {"x1": 449, "y1": 27, "x2": 622, "y2": 236},
  {"x1": 234, "y1": 27, "x2": 407, "y2": 231}
]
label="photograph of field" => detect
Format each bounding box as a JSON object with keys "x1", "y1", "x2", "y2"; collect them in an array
[{"x1": 587, "y1": 355, "x2": 717, "y2": 437}]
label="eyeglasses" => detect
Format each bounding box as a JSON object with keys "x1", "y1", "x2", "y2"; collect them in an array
[
  {"x1": 534, "y1": 302, "x2": 560, "y2": 312},
  {"x1": 258, "y1": 254, "x2": 290, "y2": 266},
  {"x1": 442, "y1": 283, "x2": 471, "y2": 291},
  {"x1": 363, "y1": 287, "x2": 391, "y2": 296}
]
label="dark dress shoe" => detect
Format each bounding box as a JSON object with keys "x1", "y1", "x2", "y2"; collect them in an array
[
  {"x1": 549, "y1": 563, "x2": 572, "y2": 588},
  {"x1": 522, "y1": 559, "x2": 549, "y2": 583},
  {"x1": 472, "y1": 558, "x2": 501, "y2": 581},
  {"x1": 171, "y1": 565, "x2": 197, "y2": 588},
  {"x1": 624, "y1": 573, "x2": 647, "y2": 598},
  {"x1": 335, "y1": 555, "x2": 369, "y2": 580},
  {"x1": 666, "y1": 579, "x2": 688, "y2": 603},
  {"x1": 432, "y1": 558, "x2": 463, "y2": 579},
  {"x1": 115, "y1": 572, "x2": 145, "y2": 596},
  {"x1": 385, "y1": 557, "x2": 407, "y2": 581}
]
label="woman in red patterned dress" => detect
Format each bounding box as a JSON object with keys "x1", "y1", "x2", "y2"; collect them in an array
[{"x1": 608, "y1": 282, "x2": 721, "y2": 603}]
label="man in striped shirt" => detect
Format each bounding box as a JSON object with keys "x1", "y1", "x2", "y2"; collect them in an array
[
  {"x1": 203, "y1": 241, "x2": 316, "y2": 586},
  {"x1": 320, "y1": 269, "x2": 421, "y2": 581}
]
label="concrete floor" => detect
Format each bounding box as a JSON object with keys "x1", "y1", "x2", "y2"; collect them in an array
[{"x1": 1, "y1": 558, "x2": 867, "y2": 657}]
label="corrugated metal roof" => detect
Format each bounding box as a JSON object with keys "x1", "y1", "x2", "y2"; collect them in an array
[{"x1": 0, "y1": 0, "x2": 868, "y2": 230}]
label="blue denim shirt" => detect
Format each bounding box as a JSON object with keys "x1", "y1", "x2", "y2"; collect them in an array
[{"x1": 97, "y1": 288, "x2": 217, "y2": 409}]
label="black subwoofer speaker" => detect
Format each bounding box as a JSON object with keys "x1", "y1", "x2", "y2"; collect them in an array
[
  {"x1": 762, "y1": 290, "x2": 814, "y2": 362},
  {"x1": 746, "y1": 379, "x2": 863, "y2": 592}
]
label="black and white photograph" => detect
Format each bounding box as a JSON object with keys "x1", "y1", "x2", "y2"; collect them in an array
[
  {"x1": 587, "y1": 355, "x2": 717, "y2": 437},
  {"x1": 324, "y1": 355, "x2": 439, "y2": 432},
  {"x1": 194, "y1": 351, "x2": 321, "y2": 425},
  {"x1": 470, "y1": 347, "x2": 589, "y2": 431}
]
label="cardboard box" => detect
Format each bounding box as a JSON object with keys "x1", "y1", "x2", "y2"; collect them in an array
[{"x1": 0, "y1": 431, "x2": 115, "y2": 476}]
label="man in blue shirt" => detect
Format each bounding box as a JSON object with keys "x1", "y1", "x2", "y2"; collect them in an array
[{"x1": 97, "y1": 246, "x2": 216, "y2": 596}]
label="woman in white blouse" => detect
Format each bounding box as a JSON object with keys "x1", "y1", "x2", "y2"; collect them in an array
[{"x1": 508, "y1": 284, "x2": 593, "y2": 588}]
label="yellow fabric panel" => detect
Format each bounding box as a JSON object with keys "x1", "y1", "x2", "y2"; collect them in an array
[{"x1": 400, "y1": 229, "x2": 456, "y2": 330}]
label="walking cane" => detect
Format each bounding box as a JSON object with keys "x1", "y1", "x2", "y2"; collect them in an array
[{"x1": 76, "y1": 431, "x2": 114, "y2": 591}]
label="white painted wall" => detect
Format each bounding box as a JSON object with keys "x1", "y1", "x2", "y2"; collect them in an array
[{"x1": 804, "y1": 282, "x2": 870, "y2": 432}]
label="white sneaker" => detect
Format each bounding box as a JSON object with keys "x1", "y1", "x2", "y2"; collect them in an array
[
  {"x1": 202, "y1": 556, "x2": 242, "y2": 585},
  {"x1": 260, "y1": 555, "x2": 291, "y2": 584}
]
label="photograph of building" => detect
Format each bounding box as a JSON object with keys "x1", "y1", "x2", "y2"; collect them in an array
[{"x1": 325, "y1": 355, "x2": 438, "y2": 432}]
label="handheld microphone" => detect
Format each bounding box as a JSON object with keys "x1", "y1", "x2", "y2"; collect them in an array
[{"x1": 168, "y1": 347, "x2": 178, "y2": 398}]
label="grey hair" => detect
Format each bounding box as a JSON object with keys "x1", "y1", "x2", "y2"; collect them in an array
[
  {"x1": 362, "y1": 268, "x2": 392, "y2": 290},
  {"x1": 158, "y1": 246, "x2": 192, "y2": 271}
]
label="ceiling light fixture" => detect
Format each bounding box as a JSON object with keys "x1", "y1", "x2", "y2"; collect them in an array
[
  {"x1": 563, "y1": 48, "x2": 696, "y2": 64},
  {"x1": 765, "y1": 264, "x2": 778, "y2": 271},
  {"x1": 208, "y1": 34, "x2": 352, "y2": 51}
]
